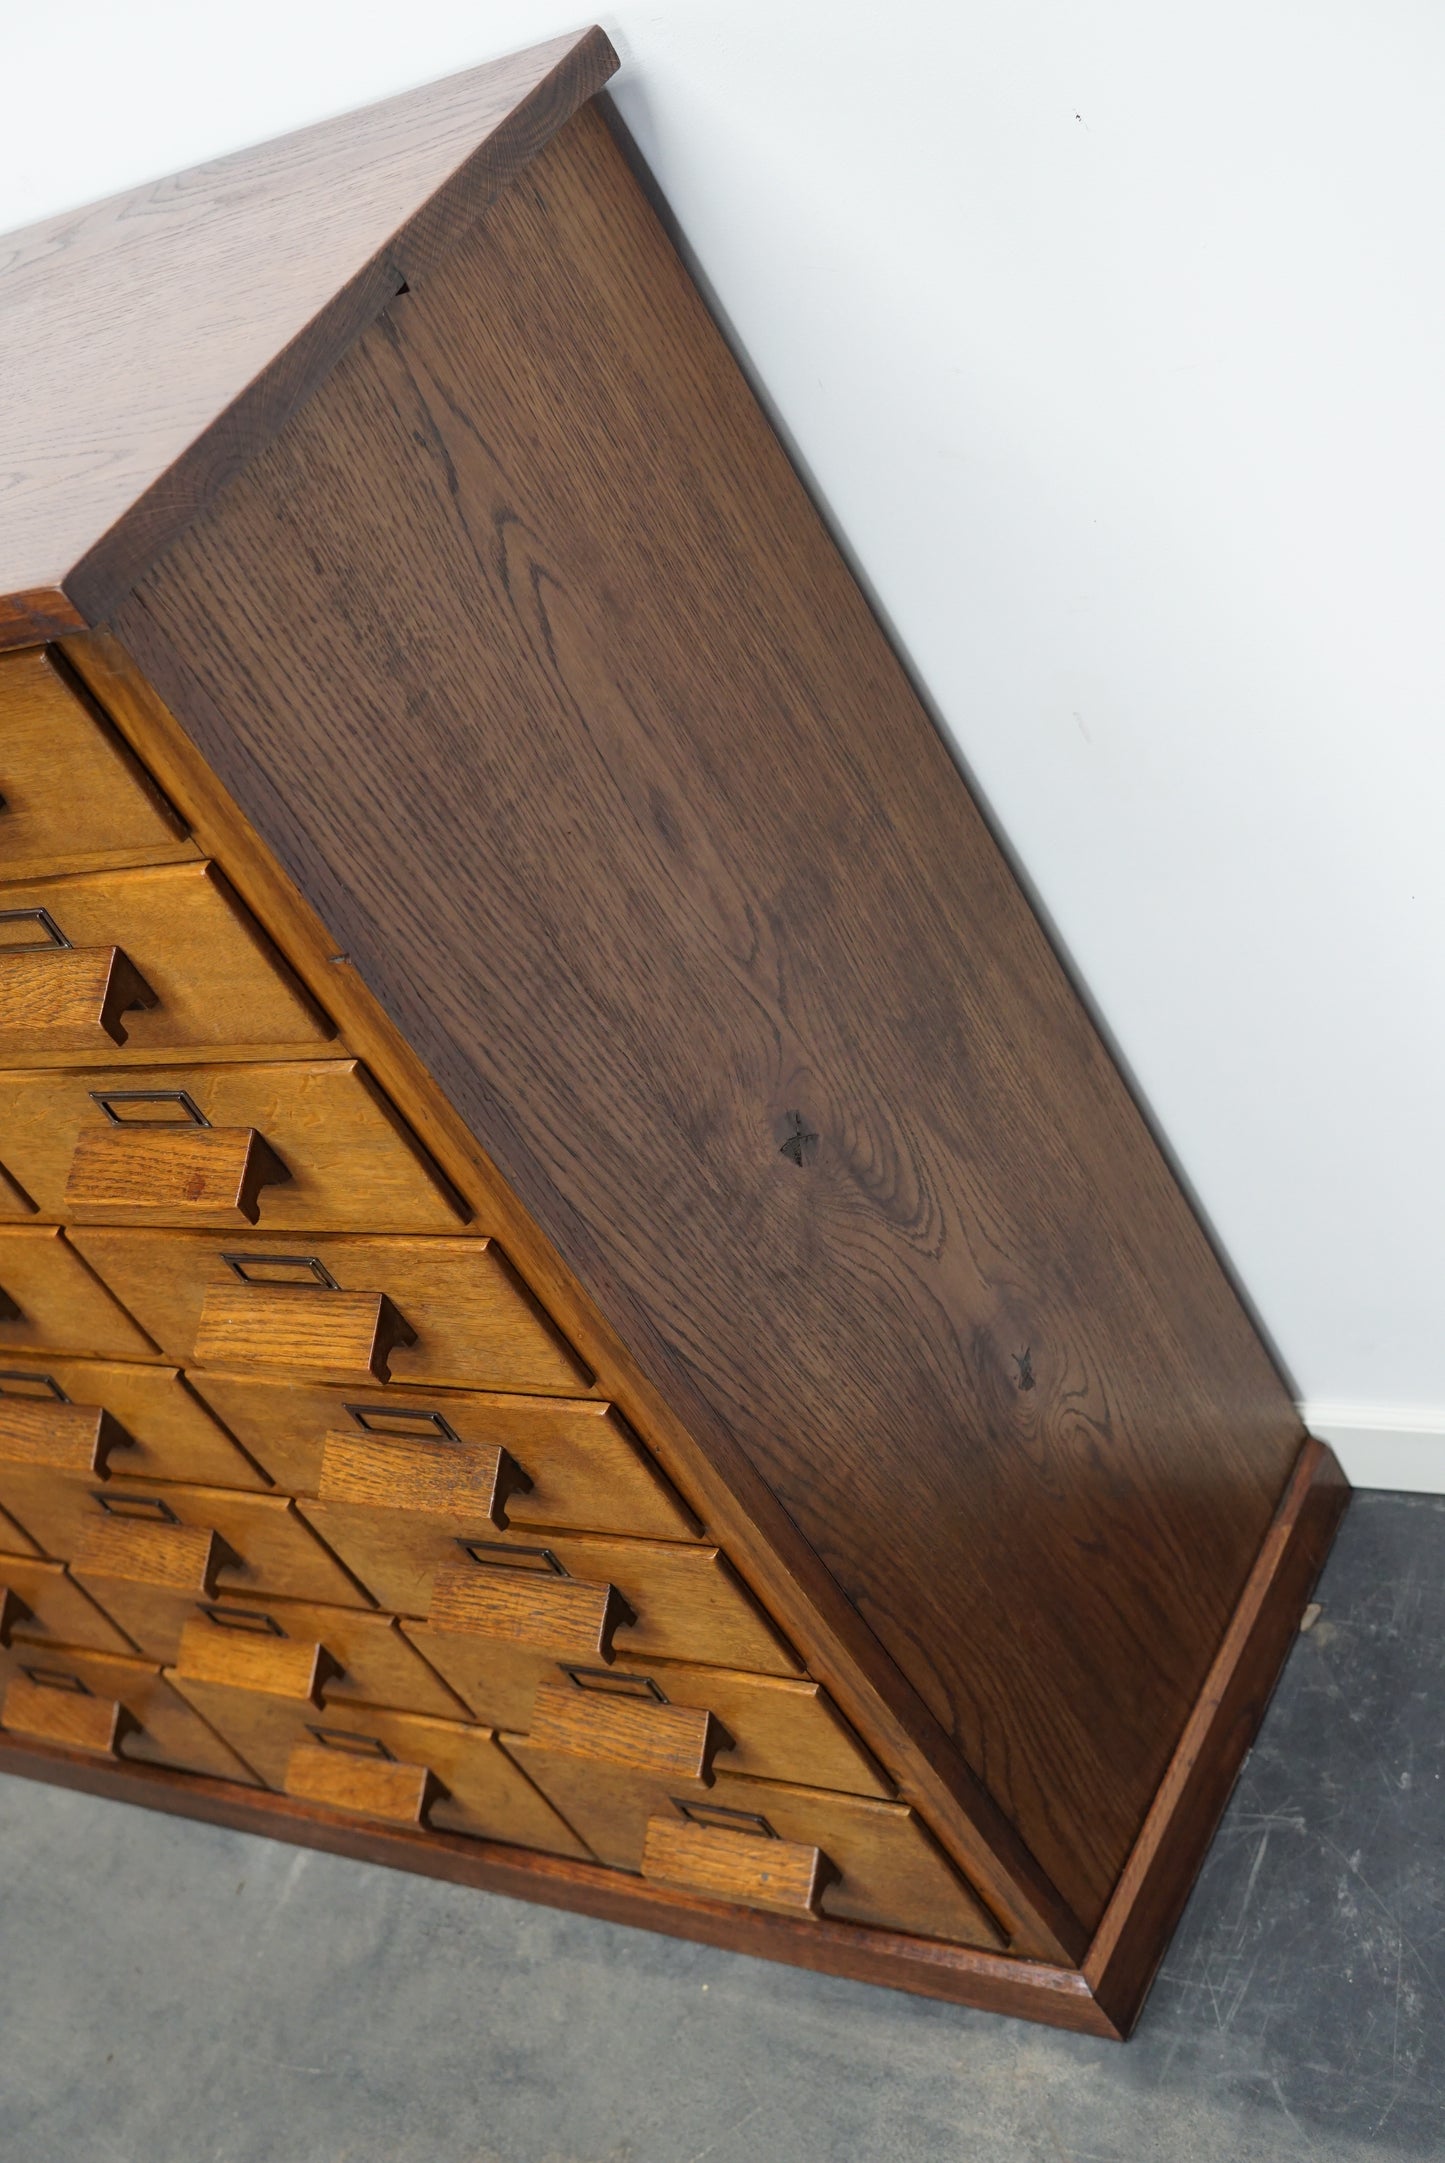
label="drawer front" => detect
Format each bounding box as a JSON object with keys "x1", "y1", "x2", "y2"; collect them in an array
[
  {"x1": 187, "y1": 1370, "x2": 697, "y2": 1538},
  {"x1": 0, "y1": 1355, "x2": 265, "y2": 1489},
  {"x1": 0, "y1": 1226, "x2": 155, "y2": 1360},
  {"x1": 0, "y1": 1641, "x2": 258, "y2": 1782},
  {"x1": 0, "y1": 1552, "x2": 135, "y2": 1655},
  {"x1": 0, "y1": 649, "x2": 198, "y2": 881},
  {"x1": 302, "y1": 1510, "x2": 800, "y2": 1676},
  {"x1": 0, "y1": 1471, "x2": 370, "y2": 1610},
  {"x1": 0, "y1": 862, "x2": 329, "y2": 1060},
  {"x1": 504, "y1": 1746, "x2": 1001, "y2": 1949},
  {"x1": 106, "y1": 1588, "x2": 464, "y2": 1711},
  {"x1": 165, "y1": 1681, "x2": 588, "y2": 1854},
  {"x1": 0, "y1": 1061, "x2": 465, "y2": 1233},
  {"x1": 69, "y1": 1231, "x2": 589, "y2": 1394}
]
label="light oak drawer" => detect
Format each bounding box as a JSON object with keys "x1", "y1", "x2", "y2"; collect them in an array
[
  {"x1": 504, "y1": 1747, "x2": 1002, "y2": 1949},
  {"x1": 0, "y1": 649, "x2": 199, "y2": 882},
  {"x1": 0, "y1": 1472, "x2": 370, "y2": 1619},
  {"x1": 0, "y1": 1641, "x2": 257, "y2": 1782},
  {"x1": 307, "y1": 1509, "x2": 799, "y2": 1674},
  {"x1": 97, "y1": 1587, "x2": 464, "y2": 1709},
  {"x1": 0, "y1": 1061, "x2": 465, "y2": 1233},
  {"x1": 0, "y1": 1551, "x2": 135, "y2": 1655},
  {"x1": 186, "y1": 1370, "x2": 697, "y2": 1538},
  {"x1": 0, "y1": 1226, "x2": 155, "y2": 1360},
  {"x1": 401, "y1": 1638, "x2": 892, "y2": 1797},
  {"x1": 164, "y1": 1680, "x2": 588, "y2": 1854},
  {"x1": 69, "y1": 1231, "x2": 589, "y2": 1394},
  {"x1": 0, "y1": 862, "x2": 330, "y2": 1062},
  {"x1": 0, "y1": 1355, "x2": 265, "y2": 1489}
]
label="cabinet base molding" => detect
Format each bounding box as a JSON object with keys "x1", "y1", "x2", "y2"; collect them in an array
[{"x1": 0, "y1": 1439, "x2": 1345, "y2": 2038}]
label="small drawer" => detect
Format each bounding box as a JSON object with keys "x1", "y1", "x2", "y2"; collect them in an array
[
  {"x1": 0, "y1": 861, "x2": 329, "y2": 1061},
  {"x1": 0, "y1": 1226, "x2": 155, "y2": 1360},
  {"x1": 69, "y1": 1231, "x2": 589, "y2": 1394},
  {"x1": 503, "y1": 1747, "x2": 1002, "y2": 1949},
  {"x1": 401, "y1": 1638, "x2": 891, "y2": 1797},
  {"x1": 307, "y1": 1509, "x2": 799, "y2": 1675},
  {"x1": 0, "y1": 1552, "x2": 135, "y2": 1655},
  {"x1": 112, "y1": 1588, "x2": 463, "y2": 1711},
  {"x1": 0, "y1": 649, "x2": 198, "y2": 881},
  {"x1": 164, "y1": 1680, "x2": 588, "y2": 1855},
  {"x1": 0, "y1": 1471, "x2": 370, "y2": 1618},
  {"x1": 0, "y1": 1355, "x2": 265, "y2": 1489},
  {"x1": 186, "y1": 1370, "x2": 698, "y2": 1538},
  {"x1": 642, "y1": 1815, "x2": 835, "y2": 1917},
  {"x1": 0, "y1": 1062, "x2": 465, "y2": 1233},
  {"x1": 0, "y1": 1641, "x2": 258, "y2": 1782}
]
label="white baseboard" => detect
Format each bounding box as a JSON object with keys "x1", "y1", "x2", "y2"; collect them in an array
[{"x1": 1299, "y1": 1402, "x2": 1445, "y2": 1494}]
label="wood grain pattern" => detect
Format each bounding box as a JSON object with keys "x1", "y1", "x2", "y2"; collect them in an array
[
  {"x1": 71, "y1": 1229, "x2": 590, "y2": 1395},
  {"x1": 63, "y1": 628, "x2": 1075, "y2": 1960},
  {"x1": 530, "y1": 1674, "x2": 724, "y2": 1781},
  {"x1": 4, "y1": 1671, "x2": 124, "y2": 1754},
  {"x1": 0, "y1": 1353, "x2": 266, "y2": 1490},
  {"x1": 193, "y1": 1284, "x2": 416, "y2": 1386},
  {"x1": 72, "y1": 1516, "x2": 230, "y2": 1596},
  {"x1": 0, "y1": 646, "x2": 197, "y2": 876},
  {"x1": 308, "y1": 1514, "x2": 803, "y2": 1675},
  {"x1": 0, "y1": 1734, "x2": 1116, "y2": 2030},
  {"x1": 0, "y1": 1225, "x2": 156, "y2": 1360},
  {"x1": 113, "y1": 101, "x2": 1311, "y2": 1926},
  {"x1": 163, "y1": 1591, "x2": 465, "y2": 1712},
  {"x1": 174, "y1": 1616, "x2": 332, "y2": 1703},
  {"x1": 186, "y1": 1369, "x2": 698, "y2": 1536},
  {"x1": 283, "y1": 1737, "x2": 432, "y2": 1824},
  {"x1": 0, "y1": 1553, "x2": 135, "y2": 1654},
  {"x1": 0, "y1": 32, "x2": 618, "y2": 628},
  {"x1": 641, "y1": 1815, "x2": 834, "y2": 1917},
  {"x1": 0, "y1": 1395, "x2": 129, "y2": 1475},
  {"x1": 0, "y1": 947, "x2": 157, "y2": 1052},
  {"x1": 66, "y1": 1124, "x2": 287, "y2": 1225},
  {"x1": 317, "y1": 1427, "x2": 523, "y2": 1524},
  {"x1": 0, "y1": 862, "x2": 333, "y2": 1064},
  {"x1": 0, "y1": 1644, "x2": 259, "y2": 1781},
  {"x1": 425, "y1": 1558, "x2": 627, "y2": 1663},
  {"x1": 4, "y1": 1059, "x2": 463, "y2": 1230}
]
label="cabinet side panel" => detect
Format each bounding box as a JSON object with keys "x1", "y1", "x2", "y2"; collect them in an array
[{"x1": 112, "y1": 104, "x2": 1306, "y2": 1924}]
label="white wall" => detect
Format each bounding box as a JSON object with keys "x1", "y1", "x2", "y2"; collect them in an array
[{"x1": 5, "y1": 2, "x2": 1443, "y2": 1490}]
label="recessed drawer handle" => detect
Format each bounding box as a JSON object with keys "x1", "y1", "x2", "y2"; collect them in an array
[
  {"x1": 193, "y1": 1283, "x2": 417, "y2": 1384},
  {"x1": 174, "y1": 1615, "x2": 335, "y2": 1704},
  {"x1": 72, "y1": 1512, "x2": 236, "y2": 1596},
  {"x1": 3, "y1": 1669, "x2": 132, "y2": 1756},
  {"x1": 0, "y1": 1393, "x2": 131, "y2": 1474},
  {"x1": 641, "y1": 1815, "x2": 837, "y2": 1917},
  {"x1": 428, "y1": 1556, "x2": 633, "y2": 1662},
  {"x1": 0, "y1": 944, "x2": 157, "y2": 1051},
  {"x1": 283, "y1": 1736, "x2": 434, "y2": 1824},
  {"x1": 317, "y1": 1429, "x2": 531, "y2": 1526},
  {"x1": 530, "y1": 1675, "x2": 727, "y2": 1783},
  {"x1": 65, "y1": 1124, "x2": 290, "y2": 1225}
]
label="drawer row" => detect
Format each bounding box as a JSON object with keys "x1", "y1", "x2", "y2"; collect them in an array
[{"x1": 0, "y1": 1608, "x2": 999, "y2": 1949}]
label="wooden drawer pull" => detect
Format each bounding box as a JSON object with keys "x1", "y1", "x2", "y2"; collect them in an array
[
  {"x1": 3, "y1": 1669, "x2": 129, "y2": 1755},
  {"x1": 0, "y1": 1395, "x2": 131, "y2": 1474},
  {"x1": 72, "y1": 1513, "x2": 234, "y2": 1595},
  {"x1": 66, "y1": 1125, "x2": 290, "y2": 1225},
  {"x1": 530, "y1": 1675, "x2": 726, "y2": 1782},
  {"x1": 284, "y1": 1737, "x2": 434, "y2": 1824},
  {"x1": 194, "y1": 1283, "x2": 417, "y2": 1384},
  {"x1": 429, "y1": 1556, "x2": 633, "y2": 1662},
  {"x1": 641, "y1": 1815, "x2": 836, "y2": 1917},
  {"x1": 174, "y1": 1615, "x2": 335, "y2": 1704},
  {"x1": 0, "y1": 944, "x2": 157, "y2": 1052},
  {"x1": 317, "y1": 1428, "x2": 530, "y2": 1526}
]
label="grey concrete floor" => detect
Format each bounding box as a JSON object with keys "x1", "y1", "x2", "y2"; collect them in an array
[{"x1": 0, "y1": 1489, "x2": 1439, "y2": 2163}]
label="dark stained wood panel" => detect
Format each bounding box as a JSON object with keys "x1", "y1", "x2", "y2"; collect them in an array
[
  {"x1": 114, "y1": 104, "x2": 1307, "y2": 1925},
  {"x1": 0, "y1": 29, "x2": 616, "y2": 634}
]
